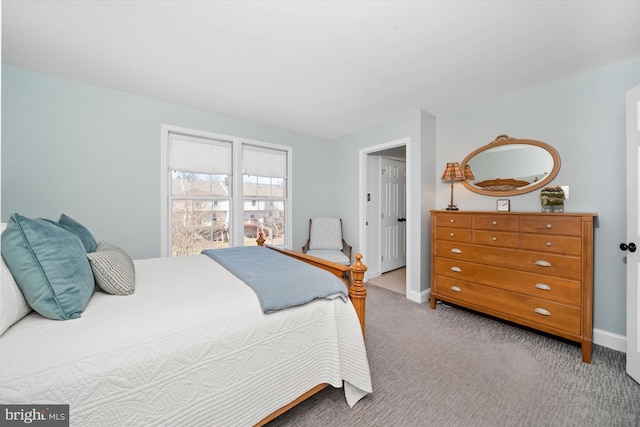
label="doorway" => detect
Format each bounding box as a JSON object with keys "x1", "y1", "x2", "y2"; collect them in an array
[
  {"x1": 360, "y1": 139, "x2": 408, "y2": 295},
  {"x1": 367, "y1": 265, "x2": 406, "y2": 294}
]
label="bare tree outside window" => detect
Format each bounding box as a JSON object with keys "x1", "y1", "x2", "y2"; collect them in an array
[
  {"x1": 171, "y1": 171, "x2": 230, "y2": 256},
  {"x1": 243, "y1": 174, "x2": 286, "y2": 246}
]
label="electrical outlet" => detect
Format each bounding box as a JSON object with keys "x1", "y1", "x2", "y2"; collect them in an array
[{"x1": 561, "y1": 185, "x2": 569, "y2": 199}]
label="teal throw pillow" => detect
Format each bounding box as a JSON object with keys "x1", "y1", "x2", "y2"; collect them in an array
[
  {"x1": 45, "y1": 214, "x2": 98, "y2": 253},
  {"x1": 1, "y1": 213, "x2": 95, "y2": 320}
]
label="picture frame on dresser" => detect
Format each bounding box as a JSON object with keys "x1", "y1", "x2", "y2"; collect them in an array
[
  {"x1": 429, "y1": 210, "x2": 596, "y2": 363},
  {"x1": 497, "y1": 199, "x2": 510, "y2": 212}
]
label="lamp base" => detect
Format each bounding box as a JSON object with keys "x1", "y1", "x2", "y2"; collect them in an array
[{"x1": 446, "y1": 205, "x2": 459, "y2": 211}]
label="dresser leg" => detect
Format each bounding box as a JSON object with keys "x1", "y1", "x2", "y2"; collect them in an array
[
  {"x1": 430, "y1": 294, "x2": 436, "y2": 309},
  {"x1": 581, "y1": 340, "x2": 592, "y2": 364}
]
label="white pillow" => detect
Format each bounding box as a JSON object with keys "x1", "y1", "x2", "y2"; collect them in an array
[{"x1": 1, "y1": 223, "x2": 32, "y2": 335}]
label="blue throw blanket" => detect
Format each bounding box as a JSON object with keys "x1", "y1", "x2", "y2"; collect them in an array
[{"x1": 202, "y1": 246, "x2": 348, "y2": 313}]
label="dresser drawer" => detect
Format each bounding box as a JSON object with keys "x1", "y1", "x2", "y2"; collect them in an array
[
  {"x1": 520, "y1": 216, "x2": 582, "y2": 236},
  {"x1": 521, "y1": 234, "x2": 582, "y2": 256},
  {"x1": 473, "y1": 230, "x2": 519, "y2": 248},
  {"x1": 434, "y1": 241, "x2": 582, "y2": 280},
  {"x1": 472, "y1": 215, "x2": 519, "y2": 231},
  {"x1": 433, "y1": 257, "x2": 580, "y2": 306},
  {"x1": 435, "y1": 227, "x2": 472, "y2": 243},
  {"x1": 434, "y1": 276, "x2": 581, "y2": 335},
  {"x1": 434, "y1": 214, "x2": 472, "y2": 228}
]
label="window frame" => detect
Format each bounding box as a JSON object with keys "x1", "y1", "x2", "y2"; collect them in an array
[{"x1": 161, "y1": 124, "x2": 292, "y2": 256}]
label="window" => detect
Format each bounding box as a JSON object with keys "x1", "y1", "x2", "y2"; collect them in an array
[
  {"x1": 161, "y1": 125, "x2": 292, "y2": 256},
  {"x1": 242, "y1": 144, "x2": 288, "y2": 247},
  {"x1": 167, "y1": 133, "x2": 232, "y2": 256}
]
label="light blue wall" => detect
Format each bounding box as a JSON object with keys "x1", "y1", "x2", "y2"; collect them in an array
[
  {"x1": 1, "y1": 66, "x2": 333, "y2": 259},
  {"x1": 4, "y1": 57, "x2": 638, "y2": 337},
  {"x1": 330, "y1": 109, "x2": 437, "y2": 299},
  {"x1": 436, "y1": 57, "x2": 640, "y2": 336}
]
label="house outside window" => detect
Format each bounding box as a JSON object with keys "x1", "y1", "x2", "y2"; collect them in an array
[
  {"x1": 171, "y1": 171, "x2": 231, "y2": 255},
  {"x1": 242, "y1": 144, "x2": 288, "y2": 246},
  {"x1": 161, "y1": 125, "x2": 292, "y2": 256}
]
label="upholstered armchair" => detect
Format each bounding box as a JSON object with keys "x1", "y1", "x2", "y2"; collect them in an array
[{"x1": 301, "y1": 217, "x2": 352, "y2": 265}]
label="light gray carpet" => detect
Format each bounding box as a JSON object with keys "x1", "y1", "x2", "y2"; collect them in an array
[{"x1": 267, "y1": 284, "x2": 640, "y2": 426}]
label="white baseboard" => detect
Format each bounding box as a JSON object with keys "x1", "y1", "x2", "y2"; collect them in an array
[
  {"x1": 406, "y1": 288, "x2": 429, "y2": 304},
  {"x1": 413, "y1": 287, "x2": 429, "y2": 303},
  {"x1": 593, "y1": 328, "x2": 626, "y2": 353}
]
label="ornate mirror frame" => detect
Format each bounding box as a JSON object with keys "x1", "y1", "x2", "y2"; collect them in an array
[{"x1": 460, "y1": 134, "x2": 561, "y2": 197}]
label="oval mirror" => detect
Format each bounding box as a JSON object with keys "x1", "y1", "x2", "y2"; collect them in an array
[{"x1": 460, "y1": 135, "x2": 561, "y2": 196}]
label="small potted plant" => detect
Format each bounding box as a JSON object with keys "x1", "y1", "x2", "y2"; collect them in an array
[{"x1": 540, "y1": 186, "x2": 565, "y2": 212}]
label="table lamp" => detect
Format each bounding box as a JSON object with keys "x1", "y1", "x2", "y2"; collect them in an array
[{"x1": 441, "y1": 162, "x2": 465, "y2": 210}]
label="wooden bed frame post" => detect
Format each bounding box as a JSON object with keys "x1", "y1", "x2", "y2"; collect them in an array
[{"x1": 350, "y1": 253, "x2": 367, "y2": 336}]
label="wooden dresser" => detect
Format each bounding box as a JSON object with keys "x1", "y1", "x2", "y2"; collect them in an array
[{"x1": 430, "y1": 211, "x2": 596, "y2": 363}]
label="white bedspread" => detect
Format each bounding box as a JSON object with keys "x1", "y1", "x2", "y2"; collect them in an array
[{"x1": 0, "y1": 255, "x2": 372, "y2": 426}]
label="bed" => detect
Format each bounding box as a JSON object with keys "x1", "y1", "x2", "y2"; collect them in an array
[{"x1": 0, "y1": 215, "x2": 372, "y2": 426}]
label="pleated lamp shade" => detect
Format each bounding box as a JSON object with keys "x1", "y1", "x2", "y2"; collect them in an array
[{"x1": 441, "y1": 162, "x2": 464, "y2": 181}]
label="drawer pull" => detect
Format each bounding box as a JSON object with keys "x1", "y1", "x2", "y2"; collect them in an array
[
  {"x1": 546, "y1": 241, "x2": 552, "y2": 247},
  {"x1": 546, "y1": 223, "x2": 552, "y2": 229},
  {"x1": 450, "y1": 219, "x2": 455, "y2": 223},
  {"x1": 492, "y1": 221, "x2": 497, "y2": 226},
  {"x1": 535, "y1": 260, "x2": 552, "y2": 267},
  {"x1": 450, "y1": 286, "x2": 462, "y2": 292},
  {"x1": 534, "y1": 283, "x2": 552, "y2": 291},
  {"x1": 534, "y1": 308, "x2": 551, "y2": 316},
  {"x1": 450, "y1": 232, "x2": 455, "y2": 237},
  {"x1": 450, "y1": 266, "x2": 462, "y2": 272},
  {"x1": 492, "y1": 236, "x2": 497, "y2": 241},
  {"x1": 450, "y1": 248, "x2": 462, "y2": 254}
]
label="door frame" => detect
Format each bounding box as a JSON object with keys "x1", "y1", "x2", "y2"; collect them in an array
[
  {"x1": 359, "y1": 138, "x2": 411, "y2": 295},
  {"x1": 626, "y1": 83, "x2": 640, "y2": 383}
]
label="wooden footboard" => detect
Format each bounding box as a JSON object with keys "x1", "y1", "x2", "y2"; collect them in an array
[
  {"x1": 255, "y1": 234, "x2": 368, "y2": 427},
  {"x1": 255, "y1": 383, "x2": 329, "y2": 426}
]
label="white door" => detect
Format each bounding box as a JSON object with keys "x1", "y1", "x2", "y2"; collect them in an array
[
  {"x1": 380, "y1": 157, "x2": 406, "y2": 273},
  {"x1": 625, "y1": 83, "x2": 640, "y2": 383}
]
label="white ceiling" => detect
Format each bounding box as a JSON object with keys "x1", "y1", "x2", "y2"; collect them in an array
[{"x1": 3, "y1": 1, "x2": 640, "y2": 139}]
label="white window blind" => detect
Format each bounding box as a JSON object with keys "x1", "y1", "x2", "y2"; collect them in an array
[
  {"x1": 242, "y1": 145, "x2": 287, "y2": 178},
  {"x1": 169, "y1": 133, "x2": 232, "y2": 174}
]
